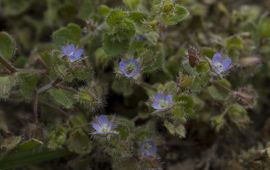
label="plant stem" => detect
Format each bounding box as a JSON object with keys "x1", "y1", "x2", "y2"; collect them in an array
[
  {"x1": 33, "y1": 91, "x2": 39, "y2": 124},
  {"x1": 0, "y1": 56, "x2": 17, "y2": 73},
  {"x1": 136, "y1": 81, "x2": 156, "y2": 91},
  {"x1": 37, "y1": 79, "x2": 62, "y2": 94}
]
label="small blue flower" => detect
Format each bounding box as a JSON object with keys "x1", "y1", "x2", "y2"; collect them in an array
[
  {"x1": 119, "y1": 58, "x2": 141, "y2": 78},
  {"x1": 91, "y1": 115, "x2": 116, "y2": 135},
  {"x1": 140, "y1": 140, "x2": 158, "y2": 158},
  {"x1": 211, "y1": 52, "x2": 232, "y2": 75},
  {"x1": 61, "y1": 44, "x2": 84, "y2": 62},
  {"x1": 152, "y1": 93, "x2": 173, "y2": 110}
]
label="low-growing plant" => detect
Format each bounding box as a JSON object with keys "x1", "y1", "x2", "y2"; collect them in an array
[{"x1": 0, "y1": 0, "x2": 270, "y2": 169}]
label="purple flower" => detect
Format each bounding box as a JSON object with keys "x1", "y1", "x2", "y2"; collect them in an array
[
  {"x1": 91, "y1": 115, "x2": 116, "y2": 135},
  {"x1": 61, "y1": 44, "x2": 84, "y2": 62},
  {"x1": 140, "y1": 140, "x2": 158, "y2": 158},
  {"x1": 119, "y1": 58, "x2": 140, "y2": 78},
  {"x1": 152, "y1": 93, "x2": 173, "y2": 110},
  {"x1": 211, "y1": 52, "x2": 232, "y2": 75}
]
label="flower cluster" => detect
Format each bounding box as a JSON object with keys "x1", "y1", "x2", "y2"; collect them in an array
[
  {"x1": 118, "y1": 58, "x2": 141, "y2": 78},
  {"x1": 140, "y1": 140, "x2": 158, "y2": 159},
  {"x1": 61, "y1": 44, "x2": 84, "y2": 62},
  {"x1": 152, "y1": 93, "x2": 174, "y2": 110},
  {"x1": 91, "y1": 115, "x2": 117, "y2": 135},
  {"x1": 210, "y1": 52, "x2": 232, "y2": 75}
]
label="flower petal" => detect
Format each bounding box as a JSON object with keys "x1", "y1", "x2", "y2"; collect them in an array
[
  {"x1": 61, "y1": 46, "x2": 68, "y2": 56},
  {"x1": 166, "y1": 95, "x2": 173, "y2": 105},
  {"x1": 119, "y1": 59, "x2": 127, "y2": 73},
  {"x1": 67, "y1": 44, "x2": 75, "y2": 55},
  {"x1": 97, "y1": 115, "x2": 110, "y2": 125},
  {"x1": 92, "y1": 122, "x2": 100, "y2": 132},
  {"x1": 140, "y1": 140, "x2": 157, "y2": 158},
  {"x1": 222, "y1": 57, "x2": 232, "y2": 71},
  {"x1": 74, "y1": 48, "x2": 84, "y2": 59},
  {"x1": 212, "y1": 52, "x2": 222, "y2": 63}
]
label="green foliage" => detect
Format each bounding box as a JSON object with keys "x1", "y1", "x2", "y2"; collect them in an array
[
  {"x1": 2, "y1": 0, "x2": 33, "y2": 16},
  {"x1": 207, "y1": 85, "x2": 227, "y2": 101},
  {"x1": 19, "y1": 73, "x2": 39, "y2": 99},
  {"x1": 112, "y1": 77, "x2": 134, "y2": 96},
  {"x1": 258, "y1": 18, "x2": 270, "y2": 38},
  {"x1": 0, "y1": 0, "x2": 268, "y2": 169},
  {"x1": 52, "y1": 23, "x2": 81, "y2": 46},
  {"x1": 104, "y1": 9, "x2": 136, "y2": 56},
  {"x1": 66, "y1": 130, "x2": 92, "y2": 155},
  {"x1": 49, "y1": 88, "x2": 75, "y2": 109},
  {"x1": 16, "y1": 139, "x2": 43, "y2": 152},
  {"x1": 0, "y1": 32, "x2": 16, "y2": 59},
  {"x1": 78, "y1": 0, "x2": 94, "y2": 20},
  {"x1": 226, "y1": 36, "x2": 244, "y2": 50},
  {"x1": 227, "y1": 104, "x2": 250, "y2": 128},
  {"x1": 47, "y1": 126, "x2": 67, "y2": 149},
  {"x1": 161, "y1": 5, "x2": 190, "y2": 26},
  {"x1": 164, "y1": 120, "x2": 186, "y2": 138},
  {"x1": 123, "y1": 0, "x2": 140, "y2": 9},
  {"x1": 0, "y1": 75, "x2": 17, "y2": 99}
]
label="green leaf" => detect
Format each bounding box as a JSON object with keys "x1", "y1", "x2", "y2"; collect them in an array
[
  {"x1": 258, "y1": 18, "x2": 270, "y2": 38},
  {"x1": 78, "y1": 0, "x2": 93, "y2": 19},
  {"x1": 106, "y1": 10, "x2": 127, "y2": 26},
  {"x1": 49, "y1": 88, "x2": 74, "y2": 109},
  {"x1": 145, "y1": 31, "x2": 159, "y2": 45},
  {"x1": 128, "y1": 12, "x2": 147, "y2": 23},
  {"x1": 176, "y1": 95, "x2": 195, "y2": 117},
  {"x1": 175, "y1": 124, "x2": 186, "y2": 138},
  {"x1": 95, "y1": 48, "x2": 110, "y2": 67},
  {"x1": 52, "y1": 23, "x2": 81, "y2": 46},
  {"x1": 103, "y1": 33, "x2": 130, "y2": 56},
  {"x1": 164, "y1": 120, "x2": 186, "y2": 138},
  {"x1": 69, "y1": 114, "x2": 88, "y2": 129},
  {"x1": 19, "y1": 74, "x2": 39, "y2": 99},
  {"x1": 161, "y1": 5, "x2": 189, "y2": 26},
  {"x1": 225, "y1": 36, "x2": 244, "y2": 50},
  {"x1": 201, "y1": 47, "x2": 215, "y2": 58},
  {"x1": 123, "y1": 0, "x2": 140, "y2": 9},
  {"x1": 227, "y1": 104, "x2": 250, "y2": 128},
  {"x1": 211, "y1": 115, "x2": 225, "y2": 132},
  {"x1": 58, "y1": 3, "x2": 77, "y2": 20},
  {"x1": 98, "y1": 5, "x2": 111, "y2": 16},
  {"x1": 75, "y1": 85, "x2": 104, "y2": 110},
  {"x1": 47, "y1": 126, "x2": 67, "y2": 150},
  {"x1": 16, "y1": 139, "x2": 43, "y2": 152},
  {"x1": 141, "y1": 47, "x2": 163, "y2": 73},
  {"x1": 112, "y1": 78, "x2": 134, "y2": 96},
  {"x1": 207, "y1": 85, "x2": 226, "y2": 101},
  {"x1": 172, "y1": 105, "x2": 186, "y2": 122},
  {"x1": 67, "y1": 130, "x2": 92, "y2": 155},
  {"x1": 0, "y1": 75, "x2": 17, "y2": 99},
  {"x1": 0, "y1": 32, "x2": 16, "y2": 59},
  {"x1": 0, "y1": 148, "x2": 71, "y2": 169},
  {"x1": 196, "y1": 61, "x2": 210, "y2": 73},
  {"x1": 164, "y1": 120, "x2": 175, "y2": 134},
  {"x1": 116, "y1": 117, "x2": 135, "y2": 140},
  {"x1": 2, "y1": 0, "x2": 33, "y2": 16}
]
